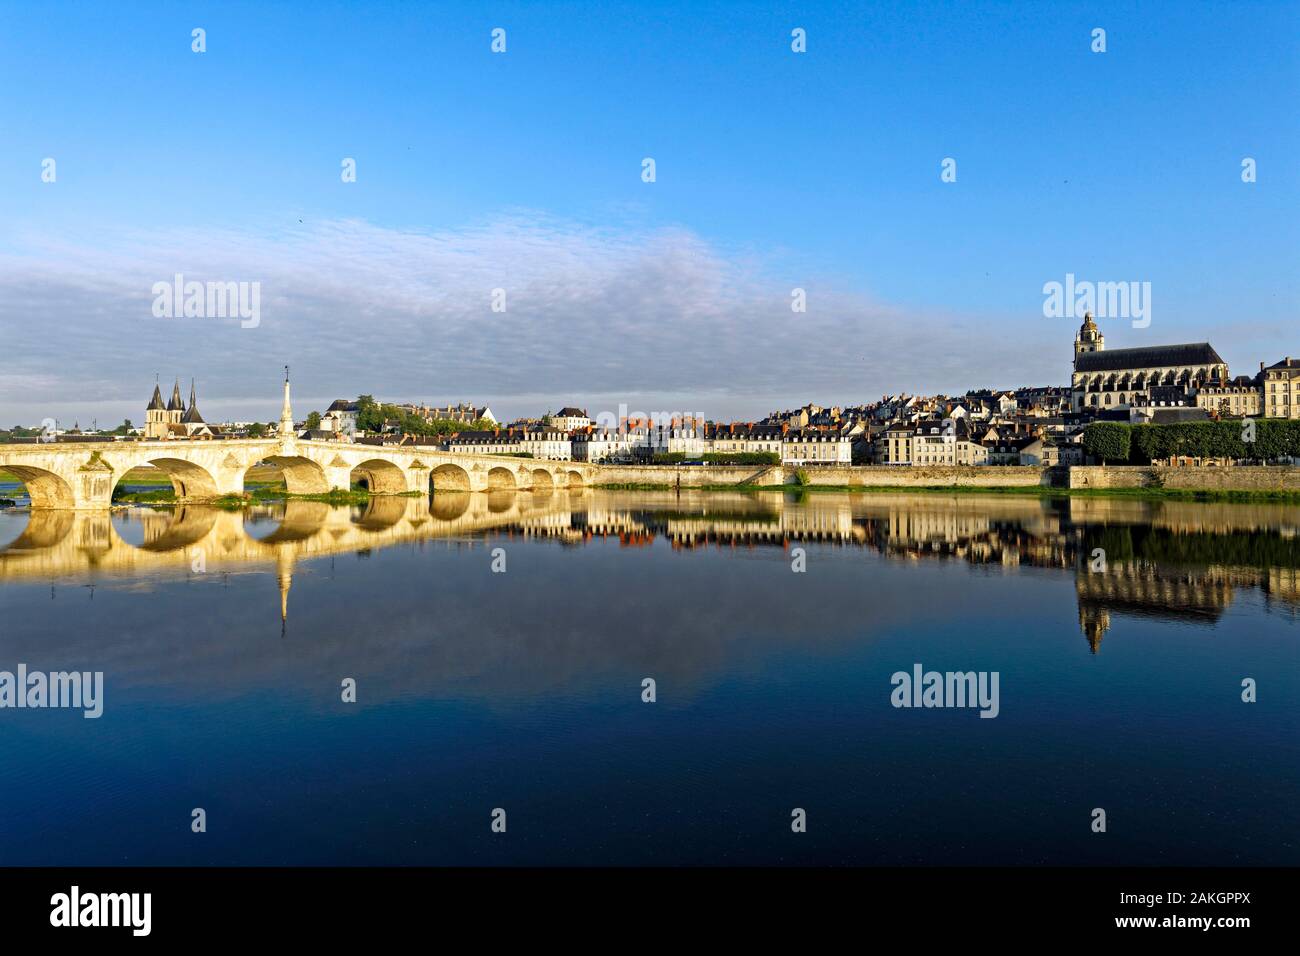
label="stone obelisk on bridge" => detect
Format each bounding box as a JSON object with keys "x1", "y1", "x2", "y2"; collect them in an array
[{"x1": 278, "y1": 366, "x2": 295, "y2": 439}]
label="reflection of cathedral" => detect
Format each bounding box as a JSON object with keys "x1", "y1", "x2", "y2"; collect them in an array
[
  {"x1": 1075, "y1": 565, "x2": 1235, "y2": 653},
  {"x1": 1078, "y1": 606, "x2": 1110, "y2": 654},
  {"x1": 145, "y1": 378, "x2": 217, "y2": 440}
]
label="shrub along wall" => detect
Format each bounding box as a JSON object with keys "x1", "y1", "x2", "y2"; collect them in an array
[{"x1": 1083, "y1": 419, "x2": 1300, "y2": 464}]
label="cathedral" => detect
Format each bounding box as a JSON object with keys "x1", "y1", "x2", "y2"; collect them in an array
[
  {"x1": 145, "y1": 379, "x2": 216, "y2": 439},
  {"x1": 1070, "y1": 313, "x2": 1228, "y2": 412}
]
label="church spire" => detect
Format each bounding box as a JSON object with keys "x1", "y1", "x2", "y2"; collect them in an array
[{"x1": 182, "y1": 379, "x2": 205, "y2": 424}]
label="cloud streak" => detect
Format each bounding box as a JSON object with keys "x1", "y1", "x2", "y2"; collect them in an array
[{"x1": 0, "y1": 214, "x2": 1064, "y2": 425}]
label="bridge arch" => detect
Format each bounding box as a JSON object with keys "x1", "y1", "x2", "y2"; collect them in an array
[
  {"x1": 566, "y1": 470, "x2": 584, "y2": 488},
  {"x1": 259, "y1": 456, "x2": 331, "y2": 495},
  {"x1": 531, "y1": 468, "x2": 555, "y2": 491},
  {"x1": 0, "y1": 464, "x2": 77, "y2": 509},
  {"x1": 487, "y1": 466, "x2": 516, "y2": 490},
  {"x1": 351, "y1": 458, "x2": 408, "y2": 495},
  {"x1": 430, "y1": 463, "x2": 471, "y2": 492},
  {"x1": 127, "y1": 458, "x2": 221, "y2": 501}
]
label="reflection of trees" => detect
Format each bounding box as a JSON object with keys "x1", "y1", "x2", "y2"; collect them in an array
[{"x1": 1079, "y1": 524, "x2": 1300, "y2": 570}]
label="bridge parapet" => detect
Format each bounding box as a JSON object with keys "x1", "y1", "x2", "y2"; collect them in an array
[{"x1": 1, "y1": 439, "x2": 594, "y2": 508}]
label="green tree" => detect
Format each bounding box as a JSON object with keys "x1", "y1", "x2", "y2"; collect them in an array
[
  {"x1": 1083, "y1": 422, "x2": 1131, "y2": 463},
  {"x1": 355, "y1": 395, "x2": 382, "y2": 433},
  {"x1": 305, "y1": 411, "x2": 322, "y2": 430},
  {"x1": 248, "y1": 422, "x2": 267, "y2": 438}
]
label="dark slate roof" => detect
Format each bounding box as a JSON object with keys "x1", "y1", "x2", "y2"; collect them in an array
[
  {"x1": 326, "y1": 399, "x2": 359, "y2": 412},
  {"x1": 1074, "y1": 343, "x2": 1224, "y2": 373},
  {"x1": 556, "y1": 407, "x2": 587, "y2": 418},
  {"x1": 147, "y1": 384, "x2": 165, "y2": 411},
  {"x1": 707, "y1": 424, "x2": 784, "y2": 439},
  {"x1": 167, "y1": 380, "x2": 185, "y2": 411},
  {"x1": 449, "y1": 430, "x2": 519, "y2": 443},
  {"x1": 182, "y1": 381, "x2": 204, "y2": 423}
]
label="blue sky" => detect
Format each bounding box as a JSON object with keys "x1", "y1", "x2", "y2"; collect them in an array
[{"x1": 0, "y1": 0, "x2": 1296, "y2": 426}]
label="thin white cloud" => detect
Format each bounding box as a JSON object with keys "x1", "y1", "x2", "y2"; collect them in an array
[{"x1": 0, "y1": 214, "x2": 1064, "y2": 425}]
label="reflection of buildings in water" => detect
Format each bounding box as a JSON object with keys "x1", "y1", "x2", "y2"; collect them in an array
[
  {"x1": 1265, "y1": 566, "x2": 1300, "y2": 617},
  {"x1": 1062, "y1": 496, "x2": 1300, "y2": 539},
  {"x1": 866, "y1": 507, "x2": 1074, "y2": 570},
  {"x1": 3, "y1": 490, "x2": 1298, "y2": 644},
  {"x1": 1075, "y1": 563, "x2": 1236, "y2": 653}
]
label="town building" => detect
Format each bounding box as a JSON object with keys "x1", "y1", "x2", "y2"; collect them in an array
[
  {"x1": 322, "y1": 400, "x2": 361, "y2": 436},
  {"x1": 550, "y1": 407, "x2": 591, "y2": 432},
  {"x1": 404, "y1": 402, "x2": 496, "y2": 426},
  {"x1": 708, "y1": 424, "x2": 783, "y2": 457},
  {"x1": 446, "y1": 429, "x2": 523, "y2": 455},
  {"x1": 781, "y1": 429, "x2": 852, "y2": 465},
  {"x1": 1195, "y1": 374, "x2": 1263, "y2": 417},
  {"x1": 520, "y1": 427, "x2": 573, "y2": 461},
  {"x1": 884, "y1": 419, "x2": 989, "y2": 466},
  {"x1": 1263, "y1": 357, "x2": 1300, "y2": 419},
  {"x1": 572, "y1": 428, "x2": 637, "y2": 463}
]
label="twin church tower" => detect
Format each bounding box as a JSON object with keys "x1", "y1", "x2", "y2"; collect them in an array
[
  {"x1": 143, "y1": 369, "x2": 295, "y2": 440},
  {"x1": 144, "y1": 378, "x2": 211, "y2": 439}
]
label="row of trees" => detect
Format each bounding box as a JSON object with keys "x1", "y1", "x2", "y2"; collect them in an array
[
  {"x1": 1083, "y1": 419, "x2": 1300, "y2": 464},
  {"x1": 349, "y1": 396, "x2": 494, "y2": 437}
]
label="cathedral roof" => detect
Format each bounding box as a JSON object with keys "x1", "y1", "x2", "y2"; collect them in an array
[
  {"x1": 167, "y1": 379, "x2": 185, "y2": 411},
  {"x1": 147, "y1": 384, "x2": 165, "y2": 411},
  {"x1": 1074, "y1": 343, "x2": 1224, "y2": 374}
]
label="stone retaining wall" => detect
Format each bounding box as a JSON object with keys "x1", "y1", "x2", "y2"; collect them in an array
[{"x1": 1068, "y1": 465, "x2": 1300, "y2": 491}]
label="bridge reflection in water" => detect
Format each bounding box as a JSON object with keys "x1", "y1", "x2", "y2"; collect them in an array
[{"x1": 1, "y1": 489, "x2": 1297, "y2": 650}]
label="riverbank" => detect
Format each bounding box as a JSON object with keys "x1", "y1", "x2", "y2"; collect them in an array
[{"x1": 593, "y1": 480, "x2": 1300, "y2": 503}]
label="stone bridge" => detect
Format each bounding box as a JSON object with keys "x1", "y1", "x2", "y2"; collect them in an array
[{"x1": 0, "y1": 437, "x2": 596, "y2": 509}]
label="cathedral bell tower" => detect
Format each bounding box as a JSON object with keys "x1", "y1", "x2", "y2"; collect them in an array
[{"x1": 1074, "y1": 312, "x2": 1104, "y2": 358}]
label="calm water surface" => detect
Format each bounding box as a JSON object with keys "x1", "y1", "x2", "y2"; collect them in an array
[{"x1": 0, "y1": 488, "x2": 1296, "y2": 865}]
